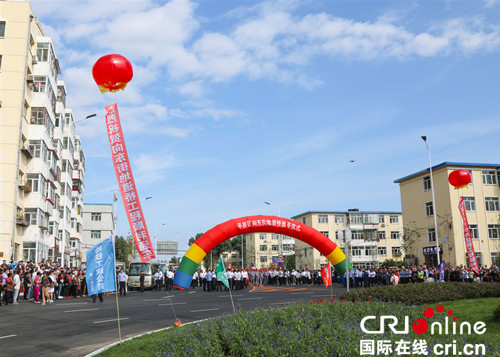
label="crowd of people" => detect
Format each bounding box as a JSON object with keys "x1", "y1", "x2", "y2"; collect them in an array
[
  {"x1": 1, "y1": 259, "x2": 87, "y2": 306},
  {"x1": 1, "y1": 258, "x2": 499, "y2": 306}
]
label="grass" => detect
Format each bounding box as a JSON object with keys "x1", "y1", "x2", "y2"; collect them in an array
[
  {"x1": 96, "y1": 298, "x2": 500, "y2": 357},
  {"x1": 436, "y1": 297, "x2": 500, "y2": 348}
]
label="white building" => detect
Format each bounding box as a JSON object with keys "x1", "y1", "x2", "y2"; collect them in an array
[{"x1": 81, "y1": 204, "x2": 115, "y2": 264}]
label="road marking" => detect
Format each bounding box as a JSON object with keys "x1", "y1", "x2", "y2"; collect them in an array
[
  {"x1": 190, "y1": 308, "x2": 220, "y2": 313},
  {"x1": 217, "y1": 295, "x2": 243, "y2": 298},
  {"x1": 163, "y1": 295, "x2": 175, "y2": 298},
  {"x1": 158, "y1": 302, "x2": 187, "y2": 306},
  {"x1": 290, "y1": 292, "x2": 314, "y2": 295},
  {"x1": 188, "y1": 291, "x2": 196, "y2": 294},
  {"x1": 64, "y1": 308, "x2": 100, "y2": 313},
  {"x1": 270, "y1": 302, "x2": 295, "y2": 305},
  {"x1": 237, "y1": 297, "x2": 263, "y2": 301},
  {"x1": 57, "y1": 302, "x2": 89, "y2": 306},
  {"x1": 143, "y1": 298, "x2": 168, "y2": 301},
  {"x1": 0, "y1": 335, "x2": 17, "y2": 340},
  {"x1": 94, "y1": 318, "x2": 129, "y2": 324}
]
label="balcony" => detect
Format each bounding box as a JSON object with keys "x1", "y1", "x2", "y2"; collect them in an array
[
  {"x1": 18, "y1": 181, "x2": 32, "y2": 192},
  {"x1": 16, "y1": 219, "x2": 29, "y2": 227},
  {"x1": 21, "y1": 146, "x2": 34, "y2": 159}
]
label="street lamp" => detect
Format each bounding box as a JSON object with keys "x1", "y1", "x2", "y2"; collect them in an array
[
  {"x1": 265, "y1": 201, "x2": 282, "y2": 263},
  {"x1": 421, "y1": 136, "x2": 441, "y2": 266},
  {"x1": 74, "y1": 113, "x2": 97, "y2": 124},
  {"x1": 155, "y1": 223, "x2": 167, "y2": 254}
]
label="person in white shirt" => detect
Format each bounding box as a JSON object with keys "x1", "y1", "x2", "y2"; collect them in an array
[
  {"x1": 13, "y1": 271, "x2": 21, "y2": 304},
  {"x1": 118, "y1": 269, "x2": 128, "y2": 296},
  {"x1": 165, "y1": 270, "x2": 175, "y2": 291},
  {"x1": 154, "y1": 269, "x2": 164, "y2": 291},
  {"x1": 241, "y1": 269, "x2": 248, "y2": 289}
]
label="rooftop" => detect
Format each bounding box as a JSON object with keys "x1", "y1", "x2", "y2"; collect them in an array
[{"x1": 394, "y1": 161, "x2": 500, "y2": 184}]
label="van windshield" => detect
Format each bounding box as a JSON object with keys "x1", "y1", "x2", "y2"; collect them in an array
[{"x1": 129, "y1": 263, "x2": 151, "y2": 275}]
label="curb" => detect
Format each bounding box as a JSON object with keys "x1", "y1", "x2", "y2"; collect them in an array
[{"x1": 83, "y1": 318, "x2": 210, "y2": 357}]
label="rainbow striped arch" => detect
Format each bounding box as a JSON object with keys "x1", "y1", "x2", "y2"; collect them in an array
[{"x1": 173, "y1": 215, "x2": 351, "y2": 290}]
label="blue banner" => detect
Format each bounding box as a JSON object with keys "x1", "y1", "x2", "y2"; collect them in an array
[{"x1": 86, "y1": 237, "x2": 117, "y2": 295}]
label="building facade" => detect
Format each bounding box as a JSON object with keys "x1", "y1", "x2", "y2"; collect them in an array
[
  {"x1": 81, "y1": 204, "x2": 115, "y2": 265},
  {"x1": 291, "y1": 210, "x2": 404, "y2": 270},
  {"x1": 0, "y1": 1, "x2": 85, "y2": 264},
  {"x1": 395, "y1": 162, "x2": 500, "y2": 268},
  {"x1": 243, "y1": 232, "x2": 295, "y2": 269}
]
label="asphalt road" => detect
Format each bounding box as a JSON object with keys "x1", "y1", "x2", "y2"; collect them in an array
[{"x1": 0, "y1": 284, "x2": 348, "y2": 357}]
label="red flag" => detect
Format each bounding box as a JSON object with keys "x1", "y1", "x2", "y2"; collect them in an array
[
  {"x1": 321, "y1": 263, "x2": 332, "y2": 287},
  {"x1": 458, "y1": 197, "x2": 479, "y2": 274},
  {"x1": 105, "y1": 104, "x2": 155, "y2": 263}
]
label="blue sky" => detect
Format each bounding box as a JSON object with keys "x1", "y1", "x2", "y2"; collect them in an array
[{"x1": 28, "y1": 0, "x2": 500, "y2": 251}]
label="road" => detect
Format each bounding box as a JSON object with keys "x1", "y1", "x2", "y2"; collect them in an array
[{"x1": 0, "y1": 284, "x2": 348, "y2": 357}]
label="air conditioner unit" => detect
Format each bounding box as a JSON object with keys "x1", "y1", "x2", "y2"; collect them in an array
[
  {"x1": 380, "y1": 224, "x2": 385, "y2": 227},
  {"x1": 32, "y1": 55, "x2": 38, "y2": 64},
  {"x1": 27, "y1": 74, "x2": 35, "y2": 83}
]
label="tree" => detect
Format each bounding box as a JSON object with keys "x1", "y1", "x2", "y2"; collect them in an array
[
  {"x1": 285, "y1": 254, "x2": 296, "y2": 270},
  {"x1": 115, "y1": 235, "x2": 133, "y2": 267},
  {"x1": 188, "y1": 233, "x2": 203, "y2": 246},
  {"x1": 169, "y1": 256, "x2": 179, "y2": 265}
]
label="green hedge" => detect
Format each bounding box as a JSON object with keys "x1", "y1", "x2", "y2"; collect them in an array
[
  {"x1": 151, "y1": 299, "x2": 497, "y2": 356},
  {"x1": 340, "y1": 282, "x2": 500, "y2": 305}
]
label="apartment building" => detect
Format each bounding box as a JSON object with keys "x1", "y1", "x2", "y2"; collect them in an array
[
  {"x1": 243, "y1": 232, "x2": 295, "y2": 269},
  {"x1": 0, "y1": 1, "x2": 85, "y2": 265},
  {"x1": 394, "y1": 162, "x2": 500, "y2": 267},
  {"x1": 291, "y1": 210, "x2": 404, "y2": 270},
  {"x1": 81, "y1": 204, "x2": 115, "y2": 265}
]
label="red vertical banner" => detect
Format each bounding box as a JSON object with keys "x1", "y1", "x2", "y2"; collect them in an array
[
  {"x1": 105, "y1": 104, "x2": 155, "y2": 263},
  {"x1": 458, "y1": 196, "x2": 479, "y2": 274},
  {"x1": 321, "y1": 262, "x2": 332, "y2": 287}
]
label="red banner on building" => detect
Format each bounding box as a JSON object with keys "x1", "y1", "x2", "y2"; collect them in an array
[
  {"x1": 105, "y1": 104, "x2": 155, "y2": 263},
  {"x1": 321, "y1": 262, "x2": 332, "y2": 287},
  {"x1": 458, "y1": 196, "x2": 479, "y2": 274}
]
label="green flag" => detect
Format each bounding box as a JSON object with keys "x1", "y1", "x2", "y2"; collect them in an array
[{"x1": 215, "y1": 256, "x2": 229, "y2": 289}]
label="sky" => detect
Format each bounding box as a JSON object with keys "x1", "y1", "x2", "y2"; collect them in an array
[{"x1": 26, "y1": 0, "x2": 500, "y2": 253}]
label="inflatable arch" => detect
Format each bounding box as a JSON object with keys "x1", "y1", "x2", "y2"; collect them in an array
[{"x1": 173, "y1": 215, "x2": 351, "y2": 290}]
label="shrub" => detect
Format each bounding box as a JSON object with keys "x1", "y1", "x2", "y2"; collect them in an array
[
  {"x1": 152, "y1": 299, "x2": 496, "y2": 356},
  {"x1": 494, "y1": 303, "x2": 500, "y2": 322},
  {"x1": 339, "y1": 282, "x2": 500, "y2": 305}
]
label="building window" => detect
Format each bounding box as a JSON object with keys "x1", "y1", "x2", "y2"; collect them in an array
[
  {"x1": 423, "y1": 176, "x2": 431, "y2": 190},
  {"x1": 475, "y1": 252, "x2": 482, "y2": 266},
  {"x1": 469, "y1": 225, "x2": 479, "y2": 239},
  {"x1": 302, "y1": 217, "x2": 306, "y2": 224},
  {"x1": 0, "y1": 22, "x2": 5, "y2": 37},
  {"x1": 427, "y1": 228, "x2": 436, "y2": 242},
  {"x1": 463, "y1": 197, "x2": 476, "y2": 211},
  {"x1": 390, "y1": 215, "x2": 399, "y2": 224},
  {"x1": 260, "y1": 256, "x2": 267, "y2": 263},
  {"x1": 271, "y1": 233, "x2": 279, "y2": 240},
  {"x1": 91, "y1": 230, "x2": 101, "y2": 239},
  {"x1": 378, "y1": 247, "x2": 387, "y2": 256},
  {"x1": 352, "y1": 230, "x2": 364, "y2": 240},
  {"x1": 91, "y1": 213, "x2": 102, "y2": 221},
  {"x1": 488, "y1": 224, "x2": 500, "y2": 239},
  {"x1": 377, "y1": 231, "x2": 386, "y2": 240},
  {"x1": 271, "y1": 245, "x2": 279, "y2": 251},
  {"x1": 425, "y1": 202, "x2": 433, "y2": 216},
  {"x1": 365, "y1": 247, "x2": 374, "y2": 256},
  {"x1": 318, "y1": 214, "x2": 328, "y2": 224},
  {"x1": 352, "y1": 248, "x2": 361, "y2": 256},
  {"x1": 320, "y1": 231, "x2": 329, "y2": 238},
  {"x1": 482, "y1": 170, "x2": 497, "y2": 185},
  {"x1": 259, "y1": 245, "x2": 267, "y2": 251},
  {"x1": 391, "y1": 231, "x2": 400, "y2": 240},
  {"x1": 378, "y1": 215, "x2": 385, "y2": 224},
  {"x1": 335, "y1": 215, "x2": 345, "y2": 224},
  {"x1": 491, "y1": 252, "x2": 499, "y2": 265},
  {"x1": 349, "y1": 214, "x2": 363, "y2": 224},
  {"x1": 392, "y1": 247, "x2": 402, "y2": 256},
  {"x1": 259, "y1": 233, "x2": 266, "y2": 240},
  {"x1": 0, "y1": 55, "x2": 2, "y2": 71},
  {"x1": 485, "y1": 197, "x2": 499, "y2": 211}
]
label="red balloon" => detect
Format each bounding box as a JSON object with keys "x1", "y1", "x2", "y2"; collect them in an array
[
  {"x1": 92, "y1": 54, "x2": 133, "y2": 93},
  {"x1": 448, "y1": 169, "x2": 471, "y2": 189}
]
